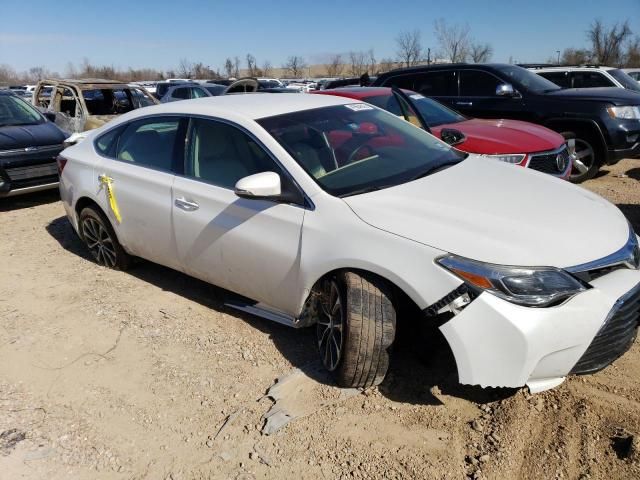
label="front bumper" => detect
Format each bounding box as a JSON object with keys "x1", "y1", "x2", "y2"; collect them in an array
[
  {"x1": 438, "y1": 267, "x2": 640, "y2": 392},
  {"x1": 0, "y1": 145, "x2": 63, "y2": 197}
]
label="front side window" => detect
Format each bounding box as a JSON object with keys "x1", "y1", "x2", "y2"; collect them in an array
[
  {"x1": 460, "y1": 70, "x2": 502, "y2": 96},
  {"x1": 572, "y1": 72, "x2": 614, "y2": 88},
  {"x1": 493, "y1": 65, "x2": 560, "y2": 93},
  {"x1": 185, "y1": 118, "x2": 281, "y2": 189},
  {"x1": 191, "y1": 87, "x2": 209, "y2": 99},
  {"x1": 115, "y1": 117, "x2": 180, "y2": 171},
  {"x1": 258, "y1": 104, "x2": 466, "y2": 197},
  {"x1": 0, "y1": 94, "x2": 43, "y2": 126}
]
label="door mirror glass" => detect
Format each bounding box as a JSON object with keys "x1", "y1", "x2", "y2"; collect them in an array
[
  {"x1": 496, "y1": 83, "x2": 517, "y2": 97},
  {"x1": 234, "y1": 171, "x2": 281, "y2": 199},
  {"x1": 440, "y1": 128, "x2": 466, "y2": 146}
]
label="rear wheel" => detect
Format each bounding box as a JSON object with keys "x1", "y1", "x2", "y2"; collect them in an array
[
  {"x1": 563, "y1": 132, "x2": 600, "y2": 183},
  {"x1": 79, "y1": 206, "x2": 130, "y2": 270},
  {"x1": 315, "y1": 271, "x2": 396, "y2": 388}
]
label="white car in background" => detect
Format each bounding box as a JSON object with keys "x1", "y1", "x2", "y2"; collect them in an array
[
  {"x1": 623, "y1": 69, "x2": 640, "y2": 83},
  {"x1": 529, "y1": 65, "x2": 640, "y2": 93},
  {"x1": 57, "y1": 94, "x2": 640, "y2": 393}
]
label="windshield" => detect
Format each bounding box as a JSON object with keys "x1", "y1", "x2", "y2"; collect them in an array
[
  {"x1": 609, "y1": 69, "x2": 640, "y2": 92},
  {"x1": 366, "y1": 93, "x2": 465, "y2": 127},
  {"x1": 0, "y1": 94, "x2": 43, "y2": 127},
  {"x1": 258, "y1": 104, "x2": 467, "y2": 197},
  {"x1": 493, "y1": 65, "x2": 561, "y2": 93}
]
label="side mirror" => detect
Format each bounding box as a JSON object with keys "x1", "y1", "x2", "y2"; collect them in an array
[
  {"x1": 496, "y1": 83, "x2": 518, "y2": 97},
  {"x1": 440, "y1": 128, "x2": 466, "y2": 146},
  {"x1": 43, "y1": 111, "x2": 56, "y2": 122},
  {"x1": 234, "y1": 171, "x2": 281, "y2": 199}
]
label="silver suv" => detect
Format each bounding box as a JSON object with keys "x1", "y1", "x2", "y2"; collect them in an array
[{"x1": 525, "y1": 65, "x2": 640, "y2": 93}]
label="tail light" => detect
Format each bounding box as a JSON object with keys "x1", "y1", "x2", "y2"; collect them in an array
[{"x1": 56, "y1": 155, "x2": 68, "y2": 175}]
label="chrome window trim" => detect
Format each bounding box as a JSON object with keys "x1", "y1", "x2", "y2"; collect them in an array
[{"x1": 567, "y1": 226, "x2": 640, "y2": 273}]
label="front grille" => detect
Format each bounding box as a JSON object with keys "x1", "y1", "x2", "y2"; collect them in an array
[
  {"x1": 5, "y1": 163, "x2": 58, "y2": 181},
  {"x1": 571, "y1": 283, "x2": 640, "y2": 375},
  {"x1": 528, "y1": 147, "x2": 570, "y2": 175}
]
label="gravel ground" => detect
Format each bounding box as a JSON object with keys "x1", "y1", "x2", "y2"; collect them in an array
[{"x1": 1, "y1": 159, "x2": 639, "y2": 480}]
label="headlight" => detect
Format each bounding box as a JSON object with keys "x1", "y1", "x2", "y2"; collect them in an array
[
  {"x1": 607, "y1": 106, "x2": 640, "y2": 120},
  {"x1": 482, "y1": 153, "x2": 526, "y2": 164},
  {"x1": 437, "y1": 255, "x2": 587, "y2": 307}
]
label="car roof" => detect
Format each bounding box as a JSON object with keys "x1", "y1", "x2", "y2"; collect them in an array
[
  {"x1": 123, "y1": 92, "x2": 358, "y2": 120},
  {"x1": 39, "y1": 78, "x2": 133, "y2": 89},
  {"x1": 530, "y1": 66, "x2": 616, "y2": 71},
  {"x1": 316, "y1": 87, "x2": 393, "y2": 99}
]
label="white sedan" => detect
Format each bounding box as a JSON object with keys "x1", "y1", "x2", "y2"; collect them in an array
[{"x1": 57, "y1": 94, "x2": 640, "y2": 393}]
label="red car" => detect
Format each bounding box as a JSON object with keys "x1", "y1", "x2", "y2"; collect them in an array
[{"x1": 314, "y1": 87, "x2": 571, "y2": 179}]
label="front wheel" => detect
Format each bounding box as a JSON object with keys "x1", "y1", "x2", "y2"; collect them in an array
[
  {"x1": 564, "y1": 134, "x2": 600, "y2": 183},
  {"x1": 315, "y1": 272, "x2": 396, "y2": 388}
]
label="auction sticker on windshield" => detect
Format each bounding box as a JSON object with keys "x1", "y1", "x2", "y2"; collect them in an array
[{"x1": 344, "y1": 103, "x2": 374, "y2": 111}]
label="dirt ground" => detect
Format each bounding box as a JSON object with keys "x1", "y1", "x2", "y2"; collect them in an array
[{"x1": 1, "y1": 159, "x2": 640, "y2": 480}]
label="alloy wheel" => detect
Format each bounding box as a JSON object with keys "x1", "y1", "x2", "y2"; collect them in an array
[
  {"x1": 82, "y1": 217, "x2": 117, "y2": 267},
  {"x1": 316, "y1": 279, "x2": 345, "y2": 372},
  {"x1": 568, "y1": 138, "x2": 595, "y2": 181}
]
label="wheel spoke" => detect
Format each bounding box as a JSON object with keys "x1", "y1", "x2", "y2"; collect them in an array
[
  {"x1": 323, "y1": 332, "x2": 332, "y2": 367},
  {"x1": 573, "y1": 158, "x2": 589, "y2": 174},
  {"x1": 575, "y1": 149, "x2": 591, "y2": 160}
]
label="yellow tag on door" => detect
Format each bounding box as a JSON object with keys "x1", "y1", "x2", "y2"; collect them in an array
[{"x1": 100, "y1": 175, "x2": 122, "y2": 223}]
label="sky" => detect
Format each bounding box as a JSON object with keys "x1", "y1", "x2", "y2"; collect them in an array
[{"x1": 1, "y1": 0, "x2": 639, "y2": 75}]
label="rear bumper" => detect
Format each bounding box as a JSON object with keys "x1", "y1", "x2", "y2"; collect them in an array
[{"x1": 438, "y1": 268, "x2": 640, "y2": 393}]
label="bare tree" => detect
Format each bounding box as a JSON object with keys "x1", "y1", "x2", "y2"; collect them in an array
[
  {"x1": 224, "y1": 58, "x2": 234, "y2": 78},
  {"x1": 625, "y1": 37, "x2": 640, "y2": 67},
  {"x1": 348, "y1": 51, "x2": 367, "y2": 76},
  {"x1": 262, "y1": 61, "x2": 273, "y2": 77},
  {"x1": 469, "y1": 42, "x2": 493, "y2": 63},
  {"x1": 367, "y1": 49, "x2": 377, "y2": 73},
  {"x1": 377, "y1": 58, "x2": 396, "y2": 73},
  {"x1": 434, "y1": 19, "x2": 471, "y2": 63},
  {"x1": 560, "y1": 48, "x2": 594, "y2": 65},
  {"x1": 283, "y1": 56, "x2": 307, "y2": 78},
  {"x1": 233, "y1": 56, "x2": 241, "y2": 78},
  {"x1": 588, "y1": 19, "x2": 632, "y2": 66},
  {"x1": 176, "y1": 58, "x2": 193, "y2": 78},
  {"x1": 395, "y1": 30, "x2": 423, "y2": 67},
  {"x1": 324, "y1": 54, "x2": 344, "y2": 77},
  {"x1": 246, "y1": 53, "x2": 257, "y2": 77}
]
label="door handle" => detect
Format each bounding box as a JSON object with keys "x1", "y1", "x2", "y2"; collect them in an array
[
  {"x1": 455, "y1": 101, "x2": 473, "y2": 106},
  {"x1": 174, "y1": 197, "x2": 199, "y2": 211}
]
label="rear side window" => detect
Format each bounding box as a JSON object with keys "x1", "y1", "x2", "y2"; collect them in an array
[
  {"x1": 115, "y1": 117, "x2": 181, "y2": 171},
  {"x1": 572, "y1": 72, "x2": 614, "y2": 88},
  {"x1": 95, "y1": 126, "x2": 123, "y2": 156},
  {"x1": 191, "y1": 87, "x2": 208, "y2": 98},
  {"x1": 460, "y1": 70, "x2": 502, "y2": 96},
  {"x1": 172, "y1": 88, "x2": 190, "y2": 99},
  {"x1": 386, "y1": 71, "x2": 458, "y2": 96},
  {"x1": 538, "y1": 71, "x2": 571, "y2": 89}
]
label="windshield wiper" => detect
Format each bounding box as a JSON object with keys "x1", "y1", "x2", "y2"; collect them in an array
[
  {"x1": 409, "y1": 161, "x2": 461, "y2": 181},
  {"x1": 340, "y1": 184, "x2": 394, "y2": 197}
]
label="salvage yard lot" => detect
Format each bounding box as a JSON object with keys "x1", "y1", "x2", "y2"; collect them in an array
[{"x1": 1, "y1": 160, "x2": 640, "y2": 480}]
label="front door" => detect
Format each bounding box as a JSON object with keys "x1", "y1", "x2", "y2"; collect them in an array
[
  {"x1": 457, "y1": 69, "x2": 528, "y2": 120},
  {"x1": 94, "y1": 115, "x2": 186, "y2": 269},
  {"x1": 171, "y1": 117, "x2": 306, "y2": 314}
]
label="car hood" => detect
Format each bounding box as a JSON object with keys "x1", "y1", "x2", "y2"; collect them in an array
[
  {"x1": 342, "y1": 156, "x2": 629, "y2": 268},
  {"x1": 431, "y1": 118, "x2": 564, "y2": 154},
  {"x1": 0, "y1": 121, "x2": 67, "y2": 150},
  {"x1": 545, "y1": 87, "x2": 640, "y2": 104}
]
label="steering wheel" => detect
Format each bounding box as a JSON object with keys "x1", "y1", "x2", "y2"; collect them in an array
[{"x1": 346, "y1": 144, "x2": 376, "y2": 164}]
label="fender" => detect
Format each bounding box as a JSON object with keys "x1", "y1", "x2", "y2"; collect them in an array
[{"x1": 543, "y1": 117, "x2": 608, "y2": 153}]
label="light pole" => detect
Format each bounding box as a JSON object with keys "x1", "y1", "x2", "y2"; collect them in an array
[{"x1": 556, "y1": 50, "x2": 561, "y2": 65}]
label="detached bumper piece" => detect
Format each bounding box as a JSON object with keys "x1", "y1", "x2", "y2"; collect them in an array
[{"x1": 571, "y1": 283, "x2": 640, "y2": 375}]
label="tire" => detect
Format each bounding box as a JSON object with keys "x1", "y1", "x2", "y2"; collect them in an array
[
  {"x1": 78, "y1": 206, "x2": 131, "y2": 270},
  {"x1": 562, "y1": 131, "x2": 601, "y2": 183},
  {"x1": 315, "y1": 271, "x2": 396, "y2": 388}
]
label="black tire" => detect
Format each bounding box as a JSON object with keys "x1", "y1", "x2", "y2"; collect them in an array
[
  {"x1": 562, "y1": 131, "x2": 601, "y2": 183},
  {"x1": 78, "y1": 206, "x2": 131, "y2": 270},
  {"x1": 315, "y1": 271, "x2": 396, "y2": 388}
]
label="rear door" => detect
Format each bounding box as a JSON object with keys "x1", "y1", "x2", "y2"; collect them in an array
[
  {"x1": 94, "y1": 115, "x2": 186, "y2": 269},
  {"x1": 171, "y1": 117, "x2": 306, "y2": 314},
  {"x1": 458, "y1": 69, "x2": 528, "y2": 120}
]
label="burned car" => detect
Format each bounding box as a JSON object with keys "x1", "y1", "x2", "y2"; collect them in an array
[{"x1": 33, "y1": 79, "x2": 158, "y2": 134}]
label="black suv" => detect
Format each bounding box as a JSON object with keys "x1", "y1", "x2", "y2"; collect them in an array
[{"x1": 374, "y1": 63, "x2": 640, "y2": 182}]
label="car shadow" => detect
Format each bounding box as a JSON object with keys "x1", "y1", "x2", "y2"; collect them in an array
[
  {"x1": 46, "y1": 215, "x2": 517, "y2": 406},
  {"x1": 0, "y1": 190, "x2": 60, "y2": 212},
  {"x1": 626, "y1": 168, "x2": 640, "y2": 181},
  {"x1": 618, "y1": 204, "x2": 640, "y2": 233}
]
